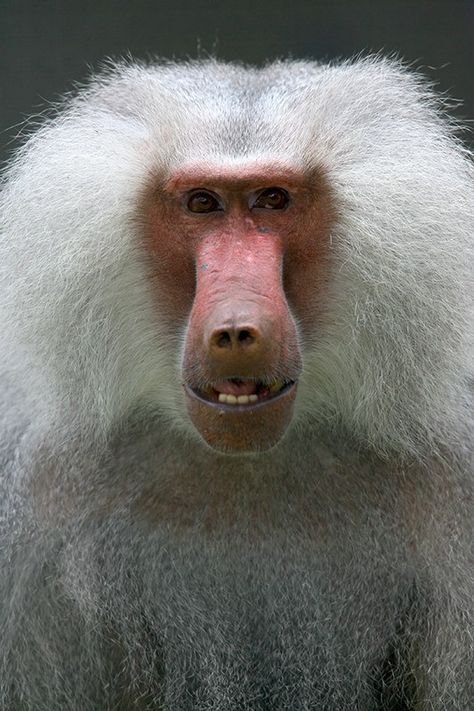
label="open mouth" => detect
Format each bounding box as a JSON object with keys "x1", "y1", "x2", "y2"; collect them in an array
[
  {"x1": 185, "y1": 378, "x2": 296, "y2": 409},
  {"x1": 184, "y1": 376, "x2": 299, "y2": 452}
]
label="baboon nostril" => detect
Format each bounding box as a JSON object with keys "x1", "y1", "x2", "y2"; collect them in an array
[
  {"x1": 211, "y1": 327, "x2": 260, "y2": 350},
  {"x1": 216, "y1": 331, "x2": 232, "y2": 348},
  {"x1": 238, "y1": 329, "x2": 255, "y2": 345}
]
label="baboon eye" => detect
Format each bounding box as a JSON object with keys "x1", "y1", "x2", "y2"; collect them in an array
[
  {"x1": 187, "y1": 191, "x2": 222, "y2": 213},
  {"x1": 252, "y1": 188, "x2": 290, "y2": 210}
]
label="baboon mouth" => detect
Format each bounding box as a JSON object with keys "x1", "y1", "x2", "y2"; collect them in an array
[
  {"x1": 185, "y1": 379, "x2": 296, "y2": 411},
  {"x1": 184, "y1": 378, "x2": 298, "y2": 452}
]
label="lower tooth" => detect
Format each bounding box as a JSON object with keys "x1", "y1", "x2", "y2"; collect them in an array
[
  {"x1": 217, "y1": 393, "x2": 257, "y2": 405},
  {"x1": 218, "y1": 393, "x2": 237, "y2": 405},
  {"x1": 217, "y1": 391, "x2": 269, "y2": 405}
]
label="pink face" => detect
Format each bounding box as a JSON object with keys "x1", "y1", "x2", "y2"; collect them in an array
[{"x1": 141, "y1": 162, "x2": 334, "y2": 453}]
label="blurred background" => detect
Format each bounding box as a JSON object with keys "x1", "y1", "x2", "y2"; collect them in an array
[{"x1": 1, "y1": 0, "x2": 473, "y2": 162}]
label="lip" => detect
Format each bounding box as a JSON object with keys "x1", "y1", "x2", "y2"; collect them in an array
[
  {"x1": 184, "y1": 381, "x2": 296, "y2": 411},
  {"x1": 183, "y1": 381, "x2": 298, "y2": 453}
]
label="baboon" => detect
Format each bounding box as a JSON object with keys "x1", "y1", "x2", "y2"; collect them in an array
[{"x1": 0, "y1": 57, "x2": 473, "y2": 709}]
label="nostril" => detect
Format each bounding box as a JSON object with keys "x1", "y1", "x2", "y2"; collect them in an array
[
  {"x1": 214, "y1": 330, "x2": 232, "y2": 348},
  {"x1": 210, "y1": 326, "x2": 260, "y2": 350},
  {"x1": 237, "y1": 329, "x2": 255, "y2": 345}
]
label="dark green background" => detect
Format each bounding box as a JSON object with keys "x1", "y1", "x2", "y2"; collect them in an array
[{"x1": 1, "y1": 0, "x2": 473, "y2": 161}]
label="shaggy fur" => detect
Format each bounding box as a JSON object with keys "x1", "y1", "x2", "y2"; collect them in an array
[{"x1": 0, "y1": 57, "x2": 473, "y2": 709}]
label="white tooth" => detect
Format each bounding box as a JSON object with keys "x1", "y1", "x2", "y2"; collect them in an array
[
  {"x1": 226, "y1": 394, "x2": 237, "y2": 405},
  {"x1": 218, "y1": 393, "x2": 228, "y2": 403},
  {"x1": 249, "y1": 394, "x2": 258, "y2": 403},
  {"x1": 237, "y1": 395, "x2": 249, "y2": 404}
]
